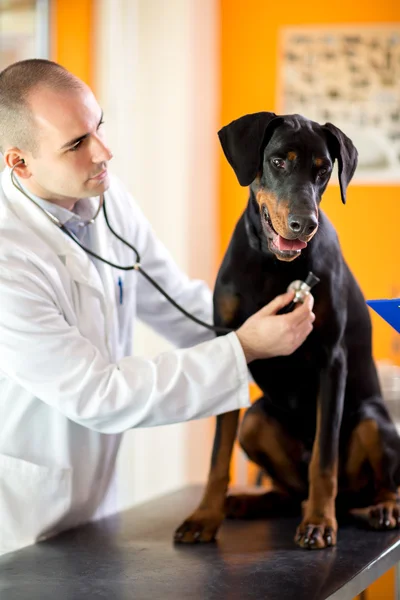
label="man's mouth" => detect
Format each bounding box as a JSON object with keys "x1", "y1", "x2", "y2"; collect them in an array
[
  {"x1": 89, "y1": 168, "x2": 108, "y2": 181},
  {"x1": 262, "y1": 205, "x2": 308, "y2": 257}
]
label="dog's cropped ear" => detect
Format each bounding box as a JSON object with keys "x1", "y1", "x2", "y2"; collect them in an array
[
  {"x1": 323, "y1": 123, "x2": 358, "y2": 204},
  {"x1": 218, "y1": 112, "x2": 282, "y2": 186}
]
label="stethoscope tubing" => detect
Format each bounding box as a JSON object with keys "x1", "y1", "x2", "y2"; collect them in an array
[{"x1": 10, "y1": 163, "x2": 231, "y2": 334}]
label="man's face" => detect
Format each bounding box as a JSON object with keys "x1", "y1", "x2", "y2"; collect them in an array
[{"x1": 21, "y1": 84, "x2": 112, "y2": 207}]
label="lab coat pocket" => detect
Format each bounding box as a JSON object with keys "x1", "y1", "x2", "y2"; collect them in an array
[
  {"x1": 0, "y1": 453, "x2": 72, "y2": 556},
  {"x1": 115, "y1": 273, "x2": 137, "y2": 328}
]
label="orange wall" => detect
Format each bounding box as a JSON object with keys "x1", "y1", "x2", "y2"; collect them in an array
[
  {"x1": 50, "y1": 0, "x2": 93, "y2": 87},
  {"x1": 219, "y1": 0, "x2": 400, "y2": 364}
]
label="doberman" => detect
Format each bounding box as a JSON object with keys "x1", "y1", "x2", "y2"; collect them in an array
[{"x1": 174, "y1": 112, "x2": 400, "y2": 549}]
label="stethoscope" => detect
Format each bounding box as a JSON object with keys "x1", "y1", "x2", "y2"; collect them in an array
[
  {"x1": 10, "y1": 161, "x2": 232, "y2": 333},
  {"x1": 10, "y1": 162, "x2": 319, "y2": 334}
]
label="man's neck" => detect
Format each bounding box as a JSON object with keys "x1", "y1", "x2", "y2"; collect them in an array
[{"x1": 21, "y1": 179, "x2": 78, "y2": 212}]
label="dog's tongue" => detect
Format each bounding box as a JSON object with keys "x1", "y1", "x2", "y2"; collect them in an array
[{"x1": 276, "y1": 235, "x2": 307, "y2": 251}]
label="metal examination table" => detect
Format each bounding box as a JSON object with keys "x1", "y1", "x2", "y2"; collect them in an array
[{"x1": 2, "y1": 485, "x2": 400, "y2": 599}]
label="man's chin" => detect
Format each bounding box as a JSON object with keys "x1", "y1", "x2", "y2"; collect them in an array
[{"x1": 86, "y1": 174, "x2": 110, "y2": 194}]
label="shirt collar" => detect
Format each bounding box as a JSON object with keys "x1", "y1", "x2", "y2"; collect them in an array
[{"x1": 15, "y1": 176, "x2": 99, "y2": 231}]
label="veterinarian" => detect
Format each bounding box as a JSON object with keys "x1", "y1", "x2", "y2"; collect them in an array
[{"x1": 0, "y1": 59, "x2": 315, "y2": 556}]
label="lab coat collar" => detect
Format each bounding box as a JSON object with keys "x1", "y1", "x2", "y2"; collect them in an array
[{"x1": 0, "y1": 167, "x2": 111, "y2": 295}]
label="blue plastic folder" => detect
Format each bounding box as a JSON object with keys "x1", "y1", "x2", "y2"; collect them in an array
[{"x1": 366, "y1": 298, "x2": 400, "y2": 334}]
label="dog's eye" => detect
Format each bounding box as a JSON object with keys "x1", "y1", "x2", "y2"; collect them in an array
[
  {"x1": 317, "y1": 168, "x2": 328, "y2": 178},
  {"x1": 271, "y1": 158, "x2": 285, "y2": 169}
]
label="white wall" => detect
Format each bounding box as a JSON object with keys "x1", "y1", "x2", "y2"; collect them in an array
[{"x1": 94, "y1": 0, "x2": 220, "y2": 509}]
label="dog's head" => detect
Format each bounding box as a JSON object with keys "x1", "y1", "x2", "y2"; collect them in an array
[{"x1": 218, "y1": 112, "x2": 358, "y2": 262}]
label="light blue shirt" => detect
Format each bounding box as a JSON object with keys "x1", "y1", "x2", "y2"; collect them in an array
[{"x1": 16, "y1": 178, "x2": 99, "y2": 265}]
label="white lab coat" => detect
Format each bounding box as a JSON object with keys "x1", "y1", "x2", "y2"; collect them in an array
[{"x1": 0, "y1": 168, "x2": 250, "y2": 556}]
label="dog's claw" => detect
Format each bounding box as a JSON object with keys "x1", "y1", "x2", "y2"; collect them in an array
[
  {"x1": 174, "y1": 510, "x2": 223, "y2": 544},
  {"x1": 324, "y1": 527, "x2": 333, "y2": 547},
  {"x1": 351, "y1": 501, "x2": 400, "y2": 531},
  {"x1": 295, "y1": 519, "x2": 337, "y2": 550}
]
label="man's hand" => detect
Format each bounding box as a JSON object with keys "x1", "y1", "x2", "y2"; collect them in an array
[{"x1": 235, "y1": 290, "x2": 315, "y2": 364}]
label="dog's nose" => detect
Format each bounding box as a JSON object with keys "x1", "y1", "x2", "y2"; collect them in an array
[{"x1": 288, "y1": 213, "x2": 318, "y2": 237}]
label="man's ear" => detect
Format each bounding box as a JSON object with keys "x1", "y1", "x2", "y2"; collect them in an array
[
  {"x1": 3, "y1": 149, "x2": 31, "y2": 178},
  {"x1": 218, "y1": 112, "x2": 283, "y2": 186},
  {"x1": 322, "y1": 123, "x2": 358, "y2": 204}
]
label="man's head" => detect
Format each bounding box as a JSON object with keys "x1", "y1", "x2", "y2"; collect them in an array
[{"x1": 0, "y1": 59, "x2": 112, "y2": 208}]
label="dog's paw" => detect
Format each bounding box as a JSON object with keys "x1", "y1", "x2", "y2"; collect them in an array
[
  {"x1": 295, "y1": 516, "x2": 337, "y2": 550},
  {"x1": 173, "y1": 510, "x2": 224, "y2": 544},
  {"x1": 225, "y1": 494, "x2": 253, "y2": 519},
  {"x1": 225, "y1": 491, "x2": 290, "y2": 519},
  {"x1": 350, "y1": 501, "x2": 400, "y2": 530}
]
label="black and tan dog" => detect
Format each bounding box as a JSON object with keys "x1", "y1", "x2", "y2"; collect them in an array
[{"x1": 174, "y1": 112, "x2": 400, "y2": 550}]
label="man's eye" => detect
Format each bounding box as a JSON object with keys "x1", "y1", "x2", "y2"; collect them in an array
[
  {"x1": 70, "y1": 140, "x2": 82, "y2": 152},
  {"x1": 272, "y1": 158, "x2": 285, "y2": 169},
  {"x1": 98, "y1": 120, "x2": 105, "y2": 129}
]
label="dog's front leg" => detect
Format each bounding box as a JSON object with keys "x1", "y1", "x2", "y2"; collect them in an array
[
  {"x1": 296, "y1": 346, "x2": 347, "y2": 549},
  {"x1": 174, "y1": 409, "x2": 239, "y2": 543}
]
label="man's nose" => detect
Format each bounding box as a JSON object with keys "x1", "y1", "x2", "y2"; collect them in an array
[{"x1": 92, "y1": 135, "x2": 113, "y2": 163}]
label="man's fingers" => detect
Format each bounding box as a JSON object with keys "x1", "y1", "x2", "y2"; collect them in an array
[
  {"x1": 292, "y1": 318, "x2": 314, "y2": 351},
  {"x1": 297, "y1": 292, "x2": 314, "y2": 312},
  {"x1": 260, "y1": 290, "x2": 295, "y2": 316},
  {"x1": 287, "y1": 294, "x2": 315, "y2": 325}
]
